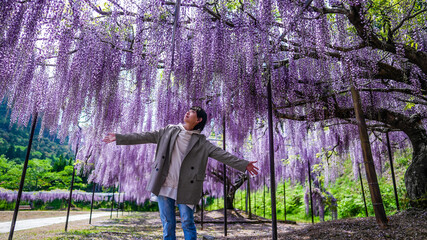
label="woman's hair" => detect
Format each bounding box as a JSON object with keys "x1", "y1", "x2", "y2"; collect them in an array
[{"x1": 190, "y1": 106, "x2": 207, "y2": 131}]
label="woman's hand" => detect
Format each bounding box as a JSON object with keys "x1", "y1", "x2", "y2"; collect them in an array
[
  {"x1": 102, "y1": 133, "x2": 116, "y2": 143},
  {"x1": 246, "y1": 161, "x2": 259, "y2": 176}
]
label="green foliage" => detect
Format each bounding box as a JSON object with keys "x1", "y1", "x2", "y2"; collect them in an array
[
  {"x1": 0, "y1": 199, "x2": 15, "y2": 210},
  {"x1": 404, "y1": 102, "x2": 416, "y2": 110},
  {"x1": 367, "y1": 0, "x2": 426, "y2": 44},
  {"x1": 0, "y1": 103, "x2": 83, "y2": 192},
  {"x1": 207, "y1": 150, "x2": 411, "y2": 222}
]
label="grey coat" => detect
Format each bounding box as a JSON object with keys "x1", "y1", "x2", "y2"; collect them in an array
[{"x1": 116, "y1": 124, "x2": 249, "y2": 205}]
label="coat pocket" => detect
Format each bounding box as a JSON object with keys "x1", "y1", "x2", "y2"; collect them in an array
[{"x1": 151, "y1": 161, "x2": 158, "y2": 171}]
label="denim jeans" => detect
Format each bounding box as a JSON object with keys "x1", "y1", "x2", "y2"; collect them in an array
[{"x1": 157, "y1": 195, "x2": 197, "y2": 240}]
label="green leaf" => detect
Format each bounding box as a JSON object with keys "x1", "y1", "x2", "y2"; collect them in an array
[{"x1": 404, "y1": 102, "x2": 415, "y2": 110}]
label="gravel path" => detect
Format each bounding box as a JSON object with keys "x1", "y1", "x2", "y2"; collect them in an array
[{"x1": 0, "y1": 212, "x2": 110, "y2": 233}]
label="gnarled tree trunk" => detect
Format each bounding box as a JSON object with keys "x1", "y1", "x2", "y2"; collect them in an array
[
  {"x1": 275, "y1": 106, "x2": 427, "y2": 208},
  {"x1": 208, "y1": 169, "x2": 248, "y2": 209},
  {"x1": 403, "y1": 117, "x2": 427, "y2": 207}
]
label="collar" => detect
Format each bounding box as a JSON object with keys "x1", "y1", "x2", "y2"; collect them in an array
[{"x1": 179, "y1": 123, "x2": 201, "y2": 135}]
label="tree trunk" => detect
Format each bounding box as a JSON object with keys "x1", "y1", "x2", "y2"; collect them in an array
[
  {"x1": 404, "y1": 117, "x2": 427, "y2": 207},
  {"x1": 208, "y1": 169, "x2": 248, "y2": 210},
  {"x1": 226, "y1": 195, "x2": 234, "y2": 210},
  {"x1": 351, "y1": 109, "x2": 427, "y2": 207},
  {"x1": 371, "y1": 112, "x2": 427, "y2": 207},
  {"x1": 405, "y1": 150, "x2": 427, "y2": 208},
  {"x1": 278, "y1": 106, "x2": 427, "y2": 207}
]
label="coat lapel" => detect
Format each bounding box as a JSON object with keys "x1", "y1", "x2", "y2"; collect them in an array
[
  {"x1": 181, "y1": 134, "x2": 199, "y2": 161},
  {"x1": 168, "y1": 129, "x2": 180, "y2": 157}
]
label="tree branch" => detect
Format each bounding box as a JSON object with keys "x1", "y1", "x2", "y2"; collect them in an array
[
  {"x1": 391, "y1": 3, "x2": 426, "y2": 34},
  {"x1": 83, "y1": 0, "x2": 137, "y2": 16},
  {"x1": 345, "y1": 4, "x2": 427, "y2": 75},
  {"x1": 311, "y1": 6, "x2": 349, "y2": 15}
]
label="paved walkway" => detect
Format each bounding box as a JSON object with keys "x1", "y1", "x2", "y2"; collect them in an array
[{"x1": 0, "y1": 212, "x2": 111, "y2": 233}]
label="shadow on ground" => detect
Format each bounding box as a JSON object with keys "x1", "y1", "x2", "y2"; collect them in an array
[{"x1": 53, "y1": 209, "x2": 427, "y2": 240}]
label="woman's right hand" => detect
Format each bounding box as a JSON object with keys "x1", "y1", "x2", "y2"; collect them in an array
[{"x1": 102, "y1": 133, "x2": 116, "y2": 143}]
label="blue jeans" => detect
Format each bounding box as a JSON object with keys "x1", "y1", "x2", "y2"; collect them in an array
[{"x1": 157, "y1": 195, "x2": 197, "y2": 240}]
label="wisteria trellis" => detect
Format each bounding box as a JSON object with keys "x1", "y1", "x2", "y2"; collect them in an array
[
  {"x1": 0, "y1": 188, "x2": 122, "y2": 203},
  {"x1": 1, "y1": 0, "x2": 426, "y2": 206}
]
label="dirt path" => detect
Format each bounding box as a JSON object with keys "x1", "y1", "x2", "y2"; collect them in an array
[
  {"x1": 0, "y1": 212, "x2": 110, "y2": 233},
  {"x1": 0, "y1": 210, "x2": 119, "y2": 240},
  {"x1": 0, "y1": 209, "x2": 426, "y2": 239}
]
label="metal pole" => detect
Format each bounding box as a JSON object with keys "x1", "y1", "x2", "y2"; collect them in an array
[
  {"x1": 222, "y1": 118, "x2": 227, "y2": 236},
  {"x1": 350, "y1": 85, "x2": 388, "y2": 228},
  {"x1": 122, "y1": 192, "x2": 125, "y2": 216},
  {"x1": 254, "y1": 188, "x2": 257, "y2": 216},
  {"x1": 245, "y1": 173, "x2": 248, "y2": 214},
  {"x1": 233, "y1": 192, "x2": 235, "y2": 209},
  {"x1": 170, "y1": 0, "x2": 181, "y2": 68},
  {"x1": 65, "y1": 167, "x2": 76, "y2": 232},
  {"x1": 386, "y1": 131, "x2": 400, "y2": 211},
  {"x1": 308, "y1": 160, "x2": 314, "y2": 224},
  {"x1": 263, "y1": 177, "x2": 266, "y2": 218},
  {"x1": 247, "y1": 173, "x2": 251, "y2": 219},
  {"x1": 241, "y1": 189, "x2": 243, "y2": 210},
  {"x1": 9, "y1": 113, "x2": 38, "y2": 240},
  {"x1": 267, "y1": 69, "x2": 278, "y2": 239},
  {"x1": 117, "y1": 185, "x2": 120, "y2": 218},
  {"x1": 358, "y1": 164, "x2": 369, "y2": 217},
  {"x1": 110, "y1": 187, "x2": 115, "y2": 219},
  {"x1": 201, "y1": 187, "x2": 204, "y2": 230},
  {"x1": 284, "y1": 180, "x2": 287, "y2": 221},
  {"x1": 89, "y1": 183, "x2": 96, "y2": 224},
  {"x1": 65, "y1": 130, "x2": 80, "y2": 232}
]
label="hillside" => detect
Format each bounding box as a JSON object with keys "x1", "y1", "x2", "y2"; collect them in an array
[
  {"x1": 0, "y1": 102, "x2": 88, "y2": 191},
  {"x1": 0, "y1": 103, "x2": 73, "y2": 163}
]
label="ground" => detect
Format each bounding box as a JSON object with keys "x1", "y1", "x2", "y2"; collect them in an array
[{"x1": 0, "y1": 208, "x2": 426, "y2": 239}]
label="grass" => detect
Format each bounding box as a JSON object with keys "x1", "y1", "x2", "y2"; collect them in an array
[{"x1": 205, "y1": 149, "x2": 411, "y2": 223}]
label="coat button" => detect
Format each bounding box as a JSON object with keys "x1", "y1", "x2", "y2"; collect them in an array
[
  {"x1": 190, "y1": 180, "x2": 194, "y2": 183},
  {"x1": 156, "y1": 168, "x2": 159, "y2": 171},
  {"x1": 162, "y1": 156, "x2": 165, "y2": 159},
  {"x1": 191, "y1": 166, "x2": 194, "y2": 170}
]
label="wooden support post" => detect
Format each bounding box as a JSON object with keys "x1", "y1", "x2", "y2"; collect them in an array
[
  {"x1": 9, "y1": 113, "x2": 38, "y2": 240},
  {"x1": 350, "y1": 85, "x2": 388, "y2": 228},
  {"x1": 386, "y1": 131, "x2": 400, "y2": 211}
]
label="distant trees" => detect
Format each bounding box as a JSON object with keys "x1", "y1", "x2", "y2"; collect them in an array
[
  {"x1": 5, "y1": 144, "x2": 16, "y2": 160},
  {"x1": 0, "y1": 154, "x2": 85, "y2": 191}
]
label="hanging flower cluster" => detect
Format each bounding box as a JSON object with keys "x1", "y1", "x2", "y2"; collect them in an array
[
  {"x1": 0, "y1": 188, "x2": 122, "y2": 203},
  {"x1": 1, "y1": 0, "x2": 425, "y2": 203}
]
